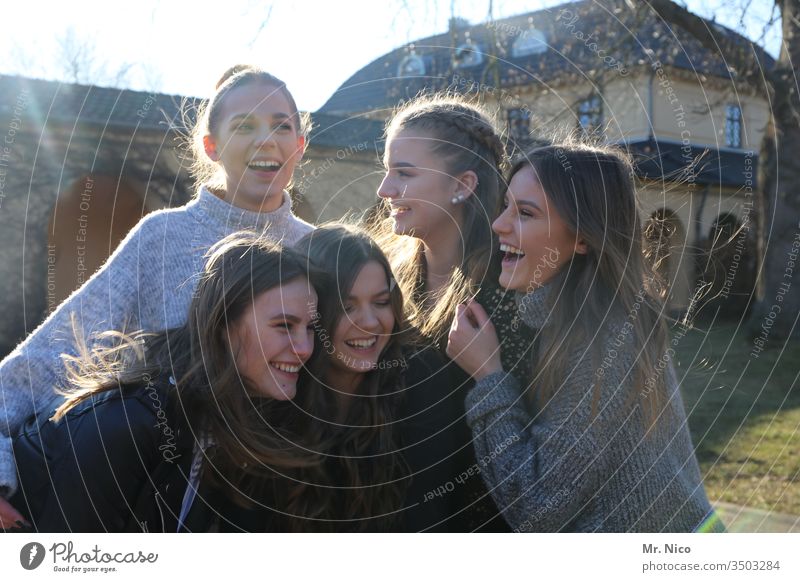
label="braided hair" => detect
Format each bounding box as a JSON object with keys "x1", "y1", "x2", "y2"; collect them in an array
[{"x1": 369, "y1": 93, "x2": 507, "y2": 346}]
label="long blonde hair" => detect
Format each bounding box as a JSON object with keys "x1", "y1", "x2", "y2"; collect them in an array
[{"x1": 368, "y1": 93, "x2": 507, "y2": 346}]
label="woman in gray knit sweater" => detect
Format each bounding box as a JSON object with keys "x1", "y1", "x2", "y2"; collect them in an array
[
  {"x1": 0, "y1": 66, "x2": 313, "y2": 528},
  {"x1": 446, "y1": 143, "x2": 724, "y2": 532}
]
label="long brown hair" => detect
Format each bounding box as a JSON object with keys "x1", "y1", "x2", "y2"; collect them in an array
[
  {"x1": 368, "y1": 93, "x2": 507, "y2": 347},
  {"x1": 292, "y1": 223, "x2": 411, "y2": 531},
  {"x1": 511, "y1": 142, "x2": 670, "y2": 428},
  {"x1": 55, "y1": 233, "x2": 324, "y2": 505}
]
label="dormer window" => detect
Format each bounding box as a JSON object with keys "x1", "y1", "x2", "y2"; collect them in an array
[
  {"x1": 398, "y1": 47, "x2": 426, "y2": 77},
  {"x1": 511, "y1": 24, "x2": 547, "y2": 57},
  {"x1": 577, "y1": 94, "x2": 603, "y2": 136},
  {"x1": 454, "y1": 41, "x2": 484, "y2": 68}
]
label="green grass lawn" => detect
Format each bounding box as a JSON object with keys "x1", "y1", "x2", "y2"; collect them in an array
[{"x1": 673, "y1": 319, "x2": 800, "y2": 517}]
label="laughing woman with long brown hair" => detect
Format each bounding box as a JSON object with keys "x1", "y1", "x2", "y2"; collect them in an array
[
  {"x1": 0, "y1": 65, "x2": 314, "y2": 528},
  {"x1": 8, "y1": 234, "x2": 322, "y2": 532},
  {"x1": 292, "y1": 224, "x2": 462, "y2": 532},
  {"x1": 447, "y1": 143, "x2": 724, "y2": 532}
]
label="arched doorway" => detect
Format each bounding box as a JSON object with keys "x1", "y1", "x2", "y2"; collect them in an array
[
  {"x1": 644, "y1": 208, "x2": 691, "y2": 312},
  {"x1": 46, "y1": 174, "x2": 153, "y2": 310},
  {"x1": 695, "y1": 212, "x2": 755, "y2": 318}
]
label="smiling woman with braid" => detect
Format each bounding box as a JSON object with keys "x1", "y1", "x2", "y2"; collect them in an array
[{"x1": 369, "y1": 94, "x2": 537, "y2": 530}]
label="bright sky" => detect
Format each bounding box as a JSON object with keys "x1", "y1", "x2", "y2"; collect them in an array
[{"x1": 2, "y1": 0, "x2": 781, "y2": 112}]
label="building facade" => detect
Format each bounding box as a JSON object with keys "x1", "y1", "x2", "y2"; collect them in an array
[
  {"x1": 0, "y1": 1, "x2": 771, "y2": 355},
  {"x1": 319, "y1": 0, "x2": 769, "y2": 314}
]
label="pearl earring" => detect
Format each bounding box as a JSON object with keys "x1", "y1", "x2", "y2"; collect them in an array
[{"x1": 451, "y1": 194, "x2": 466, "y2": 205}]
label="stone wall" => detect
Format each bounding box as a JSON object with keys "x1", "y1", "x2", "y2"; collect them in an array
[{"x1": 0, "y1": 119, "x2": 191, "y2": 356}]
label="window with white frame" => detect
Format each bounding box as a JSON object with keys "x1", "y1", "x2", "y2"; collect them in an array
[
  {"x1": 454, "y1": 41, "x2": 484, "y2": 68},
  {"x1": 577, "y1": 94, "x2": 602, "y2": 135},
  {"x1": 398, "y1": 53, "x2": 426, "y2": 77},
  {"x1": 724, "y1": 104, "x2": 742, "y2": 148},
  {"x1": 511, "y1": 28, "x2": 547, "y2": 57},
  {"x1": 507, "y1": 108, "x2": 531, "y2": 143}
]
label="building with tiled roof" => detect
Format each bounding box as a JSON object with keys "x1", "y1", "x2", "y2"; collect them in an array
[
  {"x1": 0, "y1": 1, "x2": 768, "y2": 352},
  {"x1": 319, "y1": 0, "x2": 769, "y2": 313},
  {"x1": 321, "y1": 0, "x2": 772, "y2": 116}
]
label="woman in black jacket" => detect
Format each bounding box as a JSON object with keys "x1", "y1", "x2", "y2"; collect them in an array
[
  {"x1": 10, "y1": 227, "x2": 466, "y2": 532},
  {"x1": 9, "y1": 233, "x2": 323, "y2": 532},
  {"x1": 286, "y1": 224, "x2": 464, "y2": 532},
  {"x1": 187, "y1": 224, "x2": 466, "y2": 531}
]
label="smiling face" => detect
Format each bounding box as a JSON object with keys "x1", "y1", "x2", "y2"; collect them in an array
[
  {"x1": 228, "y1": 277, "x2": 317, "y2": 400},
  {"x1": 329, "y1": 261, "x2": 395, "y2": 381},
  {"x1": 492, "y1": 164, "x2": 587, "y2": 292},
  {"x1": 204, "y1": 82, "x2": 305, "y2": 213},
  {"x1": 377, "y1": 129, "x2": 470, "y2": 240}
]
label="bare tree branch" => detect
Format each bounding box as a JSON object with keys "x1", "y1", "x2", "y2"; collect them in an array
[{"x1": 646, "y1": 0, "x2": 772, "y2": 91}]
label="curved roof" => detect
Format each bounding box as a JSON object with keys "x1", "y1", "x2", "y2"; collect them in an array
[{"x1": 320, "y1": 0, "x2": 773, "y2": 115}]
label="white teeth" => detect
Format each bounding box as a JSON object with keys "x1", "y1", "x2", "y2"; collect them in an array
[
  {"x1": 345, "y1": 338, "x2": 377, "y2": 348},
  {"x1": 271, "y1": 362, "x2": 300, "y2": 373},
  {"x1": 500, "y1": 243, "x2": 525, "y2": 256},
  {"x1": 249, "y1": 160, "x2": 281, "y2": 170}
]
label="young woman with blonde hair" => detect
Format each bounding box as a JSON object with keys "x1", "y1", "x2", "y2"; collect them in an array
[{"x1": 371, "y1": 94, "x2": 537, "y2": 530}]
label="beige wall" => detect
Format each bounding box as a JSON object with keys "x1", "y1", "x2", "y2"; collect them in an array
[
  {"x1": 649, "y1": 72, "x2": 767, "y2": 149},
  {"x1": 299, "y1": 147, "x2": 383, "y2": 223},
  {"x1": 473, "y1": 74, "x2": 650, "y2": 139},
  {"x1": 474, "y1": 68, "x2": 768, "y2": 151}
]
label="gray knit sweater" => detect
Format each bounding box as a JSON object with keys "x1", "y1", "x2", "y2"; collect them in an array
[
  {"x1": 0, "y1": 186, "x2": 313, "y2": 495},
  {"x1": 465, "y1": 283, "x2": 722, "y2": 532}
]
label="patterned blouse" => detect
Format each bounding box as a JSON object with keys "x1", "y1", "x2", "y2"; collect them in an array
[{"x1": 442, "y1": 282, "x2": 537, "y2": 531}]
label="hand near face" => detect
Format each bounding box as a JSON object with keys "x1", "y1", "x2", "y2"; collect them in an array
[
  {"x1": 446, "y1": 300, "x2": 503, "y2": 381},
  {"x1": 0, "y1": 495, "x2": 28, "y2": 530}
]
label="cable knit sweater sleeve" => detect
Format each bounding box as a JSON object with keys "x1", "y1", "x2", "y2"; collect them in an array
[
  {"x1": 465, "y1": 376, "x2": 592, "y2": 532},
  {"x1": 0, "y1": 213, "x2": 161, "y2": 495},
  {"x1": 465, "y1": 337, "x2": 636, "y2": 532}
]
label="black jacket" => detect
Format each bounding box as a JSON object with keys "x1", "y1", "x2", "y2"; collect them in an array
[
  {"x1": 10, "y1": 377, "x2": 196, "y2": 532},
  {"x1": 172, "y1": 347, "x2": 471, "y2": 533},
  {"x1": 395, "y1": 345, "x2": 465, "y2": 531},
  {"x1": 9, "y1": 349, "x2": 475, "y2": 533}
]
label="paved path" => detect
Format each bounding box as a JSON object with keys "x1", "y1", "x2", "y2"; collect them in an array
[{"x1": 714, "y1": 502, "x2": 800, "y2": 533}]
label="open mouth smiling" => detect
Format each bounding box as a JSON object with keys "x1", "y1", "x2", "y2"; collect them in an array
[
  {"x1": 344, "y1": 337, "x2": 378, "y2": 351},
  {"x1": 248, "y1": 160, "x2": 283, "y2": 172},
  {"x1": 500, "y1": 242, "x2": 526, "y2": 264}
]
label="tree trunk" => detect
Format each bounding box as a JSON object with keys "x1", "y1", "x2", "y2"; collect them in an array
[
  {"x1": 650, "y1": 0, "x2": 800, "y2": 342},
  {"x1": 749, "y1": 0, "x2": 800, "y2": 342}
]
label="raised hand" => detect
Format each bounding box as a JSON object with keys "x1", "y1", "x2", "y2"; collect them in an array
[{"x1": 446, "y1": 299, "x2": 503, "y2": 381}]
